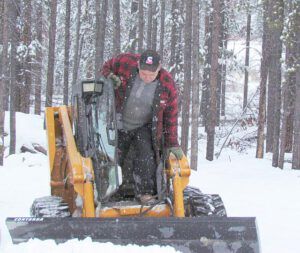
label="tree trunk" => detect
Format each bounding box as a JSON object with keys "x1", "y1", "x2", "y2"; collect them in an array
[
  {"x1": 34, "y1": 1, "x2": 43, "y2": 115},
  {"x1": 243, "y1": 10, "x2": 251, "y2": 110},
  {"x1": 0, "y1": 0, "x2": 9, "y2": 165},
  {"x1": 72, "y1": 0, "x2": 82, "y2": 89},
  {"x1": 113, "y1": 0, "x2": 121, "y2": 55},
  {"x1": 291, "y1": 1, "x2": 300, "y2": 170},
  {"x1": 151, "y1": 0, "x2": 158, "y2": 51},
  {"x1": 95, "y1": 0, "x2": 108, "y2": 77},
  {"x1": 45, "y1": 0, "x2": 58, "y2": 107},
  {"x1": 138, "y1": 0, "x2": 144, "y2": 52},
  {"x1": 129, "y1": 0, "x2": 138, "y2": 52},
  {"x1": 201, "y1": 9, "x2": 212, "y2": 129},
  {"x1": 159, "y1": 0, "x2": 165, "y2": 59},
  {"x1": 278, "y1": 80, "x2": 288, "y2": 168},
  {"x1": 216, "y1": 0, "x2": 225, "y2": 126},
  {"x1": 206, "y1": 0, "x2": 221, "y2": 161},
  {"x1": 180, "y1": 0, "x2": 192, "y2": 154},
  {"x1": 221, "y1": 33, "x2": 228, "y2": 117},
  {"x1": 146, "y1": 0, "x2": 153, "y2": 49},
  {"x1": 191, "y1": 0, "x2": 200, "y2": 171},
  {"x1": 256, "y1": 0, "x2": 270, "y2": 158},
  {"x1": 63, "y1": 0, "x2": 71, "y2": 105},
  {"x1": 22, "y1": 0, "x2": 32, "y2": 113},
  {"x1": 220, "y1": 0, "x2": 228, "y2": 117},
  {"x1": 9, "y1": 1, "x2": 18, "y2": 155},
  {"x1": 271, "y1": 0, "x2": 284, "y2": 167},
  {"x1": 279, "y1": 1, "x2": 297, "y2": 168},
  {"x1": 169, "y1": 0, "x2": 178, "y2": 76},
  {"x1": 283, "y1": 1, "x2": 297, "y2": 152},
  {"x1": 265, "y1": 0, "x2": 281, "y2": 153}
]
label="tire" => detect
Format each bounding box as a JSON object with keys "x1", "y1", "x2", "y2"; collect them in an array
[
  {"x1": 184, "y1": 186, "x2": 227, "y2": 217},
  {"x1": 30, "y1": 196, "x2": 71, "y2": 218}
]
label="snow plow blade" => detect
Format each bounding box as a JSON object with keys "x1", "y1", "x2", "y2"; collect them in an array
[{"x1": 6, "y1": 216, "x2": 260, "y2": 253}]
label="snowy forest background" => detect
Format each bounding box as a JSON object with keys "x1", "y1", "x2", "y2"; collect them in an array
[{"x1": 0, "y1": 0, "x2": 300, "y2": 171}]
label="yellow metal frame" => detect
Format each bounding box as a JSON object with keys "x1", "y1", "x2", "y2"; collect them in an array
[
  {"x1": 45, "y1": 106, "x2": 95, "y2": 217},
  {"x1": 166, "y1": 153, "x2": 191, "y2": 217},
  {"x1": 46, "y1": 106, "x2": 191, "y2": 218},
  {"x1": 98, "y1": 204, "x2": 171, "y2": 218}
]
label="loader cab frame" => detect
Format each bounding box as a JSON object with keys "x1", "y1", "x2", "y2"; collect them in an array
[{"x1": 72, "y1": 78, "x2": 121, "y2": 203}]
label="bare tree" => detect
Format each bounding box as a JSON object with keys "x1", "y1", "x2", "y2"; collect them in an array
[
  {"x1": 181, "y1": 0, "x2": 192, "y2": 154},
  {"x1": 191, "y1": 0, "x2": 200, "y2": 171},
  {"x1": 62, "y1": 0, "x2": 71, "y2": 105},
  {"x1": 113, "y1": 0, "x2": 121, "y2": 55},
  {"x1": 45, "y1": 0, "x2": 58, "y2": 107},
  {"x1": 206, "y1": 0, "x2": 221, "y2": 161}
]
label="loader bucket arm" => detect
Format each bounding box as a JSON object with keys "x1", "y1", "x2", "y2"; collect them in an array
[
  {"x1": 166, "y1": 153, "x2": 191, "y2": 217},
  {"x1": 45, "y1": 106, "x2": 95, "y2": 217}
]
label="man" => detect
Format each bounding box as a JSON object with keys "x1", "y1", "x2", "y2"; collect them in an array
[{"x1": 100, "y1": 50, "x2": 183, "y2": 204}]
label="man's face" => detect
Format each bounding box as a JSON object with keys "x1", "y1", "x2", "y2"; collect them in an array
[{"x1": 138, "y1": 63, "x2": 161, "y2": 84}]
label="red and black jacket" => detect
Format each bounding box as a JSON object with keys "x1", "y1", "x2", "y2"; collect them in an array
[{"x1": 100, "y1": 53, "x2": 179, "y2": 158}]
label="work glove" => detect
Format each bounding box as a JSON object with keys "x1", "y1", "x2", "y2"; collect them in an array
[
  {"x1": 108, "y1": 73, "x2": 121, "y2": 89},
  {"x1": 166, "y1": 147, "x2": 184, "y2": 160}
]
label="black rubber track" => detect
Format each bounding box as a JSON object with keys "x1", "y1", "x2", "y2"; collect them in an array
[
  {"x1": 30, "y1": 196, "x2": 71, "y2": 218},
  {"x1": 183, "y1": 186, "x2": 227, "y2": 217}
]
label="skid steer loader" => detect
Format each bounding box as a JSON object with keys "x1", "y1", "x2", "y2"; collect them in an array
[{"x1": 6, "y1": 78, "x2": 260, "y2": 253}]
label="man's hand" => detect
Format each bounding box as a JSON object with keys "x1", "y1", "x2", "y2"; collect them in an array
[
  {"x1": 108, "y1": 73, "x2": 121, "y2": 89},
  {"x1": 166, "y1": 147, "x2": 184, "y2": 160}
]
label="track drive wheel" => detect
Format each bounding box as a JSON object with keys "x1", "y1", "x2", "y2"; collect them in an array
[
  {"x1": 184, "y1": 186, "x2": 227, "y2": 217},
  {"x1": 30, "y1": 196, "x2": 71, "y2": 218}
]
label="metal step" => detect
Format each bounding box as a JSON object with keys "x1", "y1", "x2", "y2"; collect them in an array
[{"x1": 6, "y1": 216, "x2": 260, "y2": 253}]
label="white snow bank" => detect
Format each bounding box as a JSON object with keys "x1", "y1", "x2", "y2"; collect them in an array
[{"x1": 1, "y1": 112, "x2": 300, "y2": 253}]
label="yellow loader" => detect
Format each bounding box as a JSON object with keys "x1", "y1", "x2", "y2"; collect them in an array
[{"x1": 6, "y1": 78, "x2": 260, "y2": 253}]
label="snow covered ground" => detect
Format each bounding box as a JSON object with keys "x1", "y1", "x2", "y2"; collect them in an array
[{"x1": 1, "y1": 112, "x2": 300, "y2": 253}]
